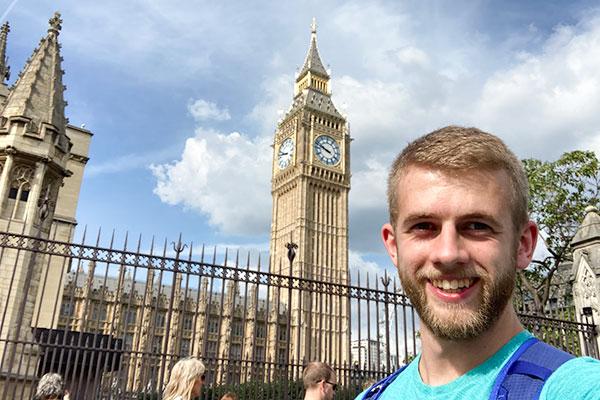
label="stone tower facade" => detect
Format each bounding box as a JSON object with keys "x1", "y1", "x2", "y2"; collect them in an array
[
  {"x1": 0, "y1": 13, "x2": 92, "y2": 392},
  {"x1": 269, "y1": 19, "x2": 350, "y2": 364},
  {"x1": 571, "y1": 205, "x2": 600, "y2": 356}
]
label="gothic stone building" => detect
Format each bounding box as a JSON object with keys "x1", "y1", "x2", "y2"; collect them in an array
[{"x1": 0, "y1": 13, "x2": 92, "y2": 396}]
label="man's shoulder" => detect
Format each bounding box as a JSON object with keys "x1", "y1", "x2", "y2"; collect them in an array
[{"x1": 541, "y1": 356, "x2": 600, "y2": 400}]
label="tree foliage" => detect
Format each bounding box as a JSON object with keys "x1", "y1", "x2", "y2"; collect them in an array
[{"x1": 519, "y1": 150, "x2": 599, "y2": 313}]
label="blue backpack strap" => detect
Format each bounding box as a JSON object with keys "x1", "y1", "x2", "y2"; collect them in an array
[
  {"x1": 489, "y1": 337, "x2": 574, "y2": 400},
  {"x1": 360, "y1": 364, "x2": 408, "y2": 400}
]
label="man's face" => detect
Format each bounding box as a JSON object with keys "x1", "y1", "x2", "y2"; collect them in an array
[
  {"x1": 382, "y1": 166, "x2": 536, "y2": 340},
  {"x1": 323, "y1": 374, "x2": 337, "y2": 400}
]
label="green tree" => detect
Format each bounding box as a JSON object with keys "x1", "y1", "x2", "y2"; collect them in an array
[{"x1": 519, "y1": 150, "x2": 599, "y2": 313}]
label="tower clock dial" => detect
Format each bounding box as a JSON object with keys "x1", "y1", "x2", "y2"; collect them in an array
[
  {"x1": 277, "y1": 137, "x2": 295, "y2": 169},
  {"x1": 314, "y1": 135, "x2": 341, "y2": 166}
]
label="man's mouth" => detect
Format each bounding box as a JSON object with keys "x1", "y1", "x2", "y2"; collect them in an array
[{"x1": 430, "y1": 278, "x2": 477, "y2": 294}]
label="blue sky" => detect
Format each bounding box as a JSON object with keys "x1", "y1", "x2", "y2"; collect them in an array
[{"x1": 2, "y1": 0, "x2": 600, "y2": 279}]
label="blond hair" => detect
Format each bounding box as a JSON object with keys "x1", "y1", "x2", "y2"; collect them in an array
[
  {"x1": 163, "y1": 357, "x2": 205, "y2": 400},
  {"x1": 387, "y1": 125, "x2": 529, "y2": 229}
]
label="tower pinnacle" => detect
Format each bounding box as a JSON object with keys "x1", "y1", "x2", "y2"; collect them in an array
[
  {"x1": 297, "y1": 17, "x2": 328, "y2": 82},
  {"x1": 0, "y1": 22, "x2": 10, "y2": 82},
  {"x1": 1, "y1": 12, "x2": 67, "y2": 144},
  {"x1": 48, "y1": 12, "x2": 62, "y2": 36}
]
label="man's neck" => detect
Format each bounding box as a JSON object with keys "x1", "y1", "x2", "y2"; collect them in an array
[
  {"x1": 418, "y1": 307, "x2": 524, "y2": 386},
  {"x1": 303, "y1": 388, "x2": 321, "y2": 400}
]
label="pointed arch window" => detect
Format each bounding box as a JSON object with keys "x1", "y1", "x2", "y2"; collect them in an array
[{"x1": 4, "y1": 165, "x2": 33, "y2": 220}]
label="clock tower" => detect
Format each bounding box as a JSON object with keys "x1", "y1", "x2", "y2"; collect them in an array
[{"x1": 268, "y1": 19, "x2": 350, "y2": 364}]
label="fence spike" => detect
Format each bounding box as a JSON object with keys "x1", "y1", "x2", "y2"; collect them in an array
[
  {"x1": 136, "y1": 233, "x2": 143, "y2": 253},
  {"x1": 187, "y1": 241, "x2": 193, "y2": 259},
  {"x1": 80, "y1": 224, "x2": 88, "y2": 245},
  {"x1": 94, "y1": 226, "x2": 103, "y2": 247},
  {"x1": 105, "y1": 228, "x2": 115, "y2": 250},
  {"x1": 123, "y1": 230, "x2": 129, "y2": 251},
  {"x1": 149, "y1": 235, "x2": 155, "y2": 255},
  {"x1": 161, "y1": 237, "x2": 168, "y2": 257}
]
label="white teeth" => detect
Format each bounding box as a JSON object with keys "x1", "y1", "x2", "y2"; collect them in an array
[{"x1": 432, "y1": 278, "x2": 474, "y2": 290}]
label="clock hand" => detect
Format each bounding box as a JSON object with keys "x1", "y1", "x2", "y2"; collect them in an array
[{"x1": 318, "y1": 144, "x2": 332, "y2": 155}]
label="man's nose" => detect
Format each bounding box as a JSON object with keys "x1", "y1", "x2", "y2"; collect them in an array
[{"x1": 430, "y1": 225, "x2": 468, "y2": 267}]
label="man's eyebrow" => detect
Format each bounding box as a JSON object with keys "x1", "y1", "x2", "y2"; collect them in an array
[
  {"x1": 459, "y1": 213, "x2": 502, "y2": 226},
  {"x1": 400, "y1": 213, "x2": 437, "y2": 225},
  {"x1": 400, "y1": 212, "x2": 503, "y2": 226}
]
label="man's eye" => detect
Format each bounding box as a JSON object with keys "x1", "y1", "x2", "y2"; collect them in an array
[
  {"x1": 465, "y1": 222, "x2": 491, "y2": 231},
  {"x1": 412, "y1": 222, "x2": 436, "y2": 231}
]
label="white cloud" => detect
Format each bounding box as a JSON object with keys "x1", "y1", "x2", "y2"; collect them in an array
[
  {"x1": 350, "y1": 158, "x2": 388, "y2": 211},
  {"x1": 349, "y1": 250, "x2": 395, "y2": 285},
  {"x1": 151, "y1": 128, "x2": 272, "y2": 236},
  {"x1": 86, "y1": 146, "x2": 178, "y2": 177},
  {"x1": 336, "y1": 8, "x2": 600, "y2": 252},
  {"x1": 188, "y1": 99, "x2": 231, "y2": 122},
  {"x1": 474, "y1": 16, "x2": 600, "y2": 157},
  {"x1": 147, "y1": 1, "x2": 600, "y2": 254},
  {"x1": 247, "y1": 73, "x2": 294, "y2": 134},
  {"x1": 395, "y1": 46, "x2": 430, "y2": 67}
]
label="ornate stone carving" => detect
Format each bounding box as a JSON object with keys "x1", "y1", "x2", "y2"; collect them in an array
[
  {"x1": 11, "y1": 165, "x2": 34, "y2": 185},
  {"x1": 574, "y1": 254, "x2": 600, "y2": 315}
]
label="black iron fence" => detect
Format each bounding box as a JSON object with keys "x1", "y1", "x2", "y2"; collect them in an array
[{"x1": 0, "y1": 228, "x2": 596, "y2": 399}]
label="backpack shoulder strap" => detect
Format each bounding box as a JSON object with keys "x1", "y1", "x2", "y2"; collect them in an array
[
  {"x1": 361, "y1": 364, "x2": 408, "y2": 400},
  {"x1": 489, "y1": 337, "x2": 574, "y2": 400}
]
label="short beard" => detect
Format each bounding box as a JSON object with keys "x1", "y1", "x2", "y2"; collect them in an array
[{"x1": 399, "y1": 260, "x2": 516, "y2": 341}]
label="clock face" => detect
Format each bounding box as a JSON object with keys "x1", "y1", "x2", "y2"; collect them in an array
[
  {"x1": 314, "y1": 135, "x2": 341, "y2": 166},
  {"x1": 277, "y1": 138, "x2": 294, "y2": 169}
]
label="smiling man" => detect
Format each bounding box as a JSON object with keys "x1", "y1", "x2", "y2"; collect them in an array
[{"x1": 357, "y1": 126, "x2": 600, "y2": 399}]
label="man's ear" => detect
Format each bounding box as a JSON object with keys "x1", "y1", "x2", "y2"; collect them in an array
[
  {"x1": 319, "y1": 380, "x2": 327, "y2": 394},
  {"x1": 382, "y1": 223, "x2": 399, "y2": 267},
  {"x1": 516, "y1": 220, "x2": 538, "y2": 271}
]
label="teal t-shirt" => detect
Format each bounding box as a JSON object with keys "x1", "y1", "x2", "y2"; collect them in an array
[{"x1": 356, "y1": 331, "x2": 600, "y2": 399}]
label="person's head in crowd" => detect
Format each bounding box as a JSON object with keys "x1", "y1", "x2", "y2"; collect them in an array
[
  {"x1": 34, "y1": 373, "x2": 67, "y2": 400},
  {"x1": 163, "y1": 357, "x2": 206, "y2": 400},
  {"x1": 362, "y1": 378, "x2": 377, "y2": 391},
  {"x1": 303, "y1": 361, "x2": 337, "y2": 400},
  {"x1": 220, "y1": 392, "x2": 238, "y2": 400}
]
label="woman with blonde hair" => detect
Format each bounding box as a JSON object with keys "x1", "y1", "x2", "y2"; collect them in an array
[{"x1": 163, "y1": 357, "x2": 206, "y2": 400}]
